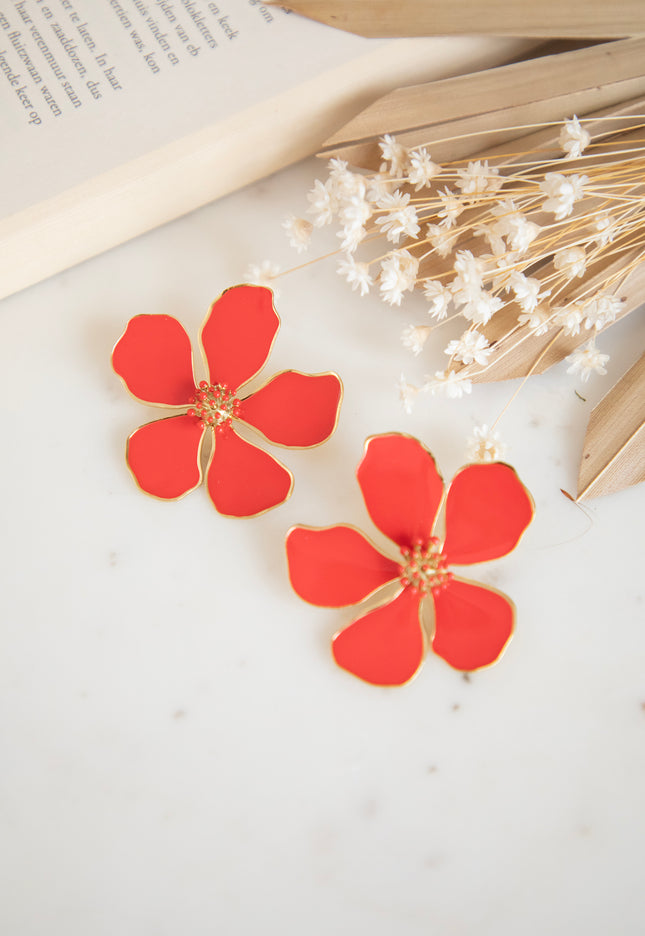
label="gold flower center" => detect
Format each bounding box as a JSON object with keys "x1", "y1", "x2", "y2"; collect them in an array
[
  {"x1": 187, "y1": 381, "x2": 241, "y2": 432},
  {"x1": 398, "y1": 537, "x2": 453, "y2": 595}
]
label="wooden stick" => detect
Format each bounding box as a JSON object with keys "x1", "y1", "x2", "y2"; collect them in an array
[
  {"x1": 275, "y1": 0, "x2": 645, "y2": 38},
  {"x1": 475, "y1": 97, "x2": 645, "y2": 166},
  {"x1": 576, "y1": 353, "x2": 645, "y2": 500},
  {"x1": 320, "y1": 39, "x2": 645, "y2": 168}
]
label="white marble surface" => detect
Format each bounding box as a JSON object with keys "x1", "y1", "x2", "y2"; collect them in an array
[{"x1": 1, "y1": 156, "x2": 644, "y2": 936}]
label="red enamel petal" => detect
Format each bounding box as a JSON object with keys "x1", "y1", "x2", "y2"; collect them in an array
[
  {"x1": 443, "y1": 463, "x2": 534, "y2": 565},
  {"x1": 357, "y1": 434, "x2": 444, "y2": 549},
  {"x1": 200, "y1": 285, "x2": 279, "y2": 392},
  {"x1": 207, "y1": 428, "x2": 293, "y2": 516},
  {"x1": 286, "y1": 525, "x2": 400, "y2": 607},
  {"x1": 332, "y1": 588, "x2": 425, "y2": 686},
  {"x1": 239, "y1": 371, "x2": 342, "y2": 448},
  {"x1": 112, "y1": 315, "x2": 195, "y2": 405},
  {"x1": 431, "y1": 578, "x2": 514, "y2": 671},
  {"x1": 126, "y1": 415, "x2": 205, "y2": 499}
]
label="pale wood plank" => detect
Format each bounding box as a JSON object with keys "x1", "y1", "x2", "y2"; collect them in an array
[
  {"x1": 322, "y1": 38, "x2": 645, "y2": 156},
  {"x1": 278, "y1": 0, "x2": 645, "y2": 39},
  {"x1": 322, "y1": 81, "x2": 645, "y2": 169},
  {"x1": 576, "y1": 353, "x2": 645, "y2": 500}
]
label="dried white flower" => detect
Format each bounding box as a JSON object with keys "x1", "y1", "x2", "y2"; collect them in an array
[
  {"x1": 328, "y1": 161, "x2": 367, "y2": 203},
  {"x1": 509, "y1": 272, "x2": 543, "y2": 314},
  {"x1": 327, "y1": 158, "x2": 350, "y2": 189},
  {"x1": 490, "y1": 200, "x2": 540, "y2": 255},
  {"x1": 507, "y1": 218, "x2": 540, "y2": 256},
  {"x1": 553, "y1": 303, "x2": 584, "y2": 336},
  {"x1": 306, "y1": 178, "x2": 337, "y2": 226},
  {"x1": 582, "y1": 292, "x2": 624, "y2": 330},
  {"x1": 566, "y1": 342, "x2": 610, "y2": 381},
  {"x1": 423, "y1": 280, "x2": 452, "y2": 320},
  {"x1": 379, "y1": 249, "x2": 419, "y2": 306},
  {"x1": 455, "y1": 160, "x2": 503, "y2": 199},
  {"x1": 559, "y1": 116, "x2": 591, "y2": 159},
  {"x1": 337, "y1": 255, "x2": 373, "y2": 296},
  {"x1": 245, "y1": 261, "x2": 281, "y2": 294},
  {"x1": 426, "y1": 370, "x2": 472, "y2": 398},
  {"x1": 375, "y1": 191, "x2": 420, "y2": 243},
  {"x1": 437, "y1": 188, "x2": 464, "y2": 228},
  {"x1": 374, "y1": 190, "x2": 407, "y2": 212},
  {"x1": 330, "y1": 165, "x2": 372, "y2": 250},
  {"x1": 336, "y1": 223, "x2": 367, "y2": 254},
  {"x1": 452, "y1": 250, "x2": 486, "y2": 290},
  {"x1": 474, "y1": 223, "x2": 507, "y2": 258},
  {"x1": 466, "y1": 424, "x2": 508, "y2": 463},
  {"x1": 401, "y1": 324, "x2": 432, "y2": 356},
  {"x1": 379, "y1": 134, "x2": 409, "y2": 178},
  {"x1": 282, "y1": 215, "x2": 313, "y2": 253},
  {"x1": 407, "y1": 147, "x2": 441, "y2": 190},
  {"x1": 396, "y1": 374, "x2": 420, "y2": 414},
  {"x1": 554, "y1": 245, "x2": 587, "y2": 278},
  {"x1": 461, "y1": 289, "x2": 504, "y2": 326},
  {"x1": 518, "y1": 305, "x2": 551, "y2": 335},
  {"x1": 540, "y1": 172, "x2": 588, "y2": 220},
  {"x1": 426, "y1": 223, "x2": 459, "y2": 258},
  {"x1": 593, "y1": 211, "x2": 617, "y2": 248},
  {"x1": 489, "y1": 257, "x2": 513, "y2": 293},
  {"x1": 450, "y1": 252, "x2": 502, "y2": 324},
  {"x1": 447, "y1": 252, "x2": 499, "y2": 324},
  {"x1": 366, "y1": 171, "x2": 397, "y2": 202},
  {"x1": 340, "y1": 192, "x2": 371, "y2": 224},
  {"x1": 445, "y1": 330, "x2": 492, "y2": 366},
  {"x1": 328, "y1": 157, "x2": 348, "y2": 175}
]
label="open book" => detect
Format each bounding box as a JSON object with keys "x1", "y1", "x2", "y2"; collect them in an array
[{"x1": 0, "y1": 0, "x2": 528, "y2": 301}]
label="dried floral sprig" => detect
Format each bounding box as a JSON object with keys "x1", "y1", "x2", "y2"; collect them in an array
[{"x1": 262, "y1": 113, "x2": 644, "y2": 478}]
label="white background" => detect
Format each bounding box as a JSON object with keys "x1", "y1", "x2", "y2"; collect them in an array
[{"x1": 1, "y1": 153, "x2": 644, "y2": 935}]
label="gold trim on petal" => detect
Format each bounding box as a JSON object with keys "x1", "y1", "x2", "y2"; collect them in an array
[
  {"x1": 331, "y1": 588, "x2": 427, "y2": 689},
  {"x1": 359, "y1": 430, "x2": 445, "y2": 487},
  {"x1": 236, "y1": 369, "x2": 344, "y2": 450},
  {"x1": 425, "y1": 573, "x2": 517, "y2": 673},
  {"x1": 206, "y1": 428, "x2": 295, "y2": 519},
  {"x1": 198, "y1": 283, "x2": 281, "y2": 393},
  {"x1": 443, "y1": 459, "x2": 536, "y2": 561},
  {"x1": 357, "y1": 431, "x2": 447, "y2": 543},
  {"x1": 111, "y1": 314, "x2": 198, "y2": 410},
  {"x1": 284, "y1": 521, "x2": 403, "y2": 608},
  {"x1": 124, "y1": 416, "x2": 207, "y2": 502}
]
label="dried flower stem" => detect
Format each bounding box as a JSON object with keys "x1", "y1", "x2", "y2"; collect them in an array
[
  {"x1": 251, "y1": 111, "x2": 645, "y2": 463},
  {"x1": 489, "y1": 328, "x2": 565, "y2": 432}
]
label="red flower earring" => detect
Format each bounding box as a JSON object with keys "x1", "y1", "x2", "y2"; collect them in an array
[
  {"x1": 112, "y1": 285, "x2": 342, "y2": 517},
  {"x1": 286, "y1": 433, "x2": 534, "y2": 686}
]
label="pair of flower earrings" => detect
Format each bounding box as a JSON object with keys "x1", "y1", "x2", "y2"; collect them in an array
[{"x1": 113, "y1": 285, "x2": 534, "y2": 687}]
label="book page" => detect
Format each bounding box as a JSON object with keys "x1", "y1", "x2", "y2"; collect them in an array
[{"x1": 0, "y1": 0, "x2": 375, "y2": 215}]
